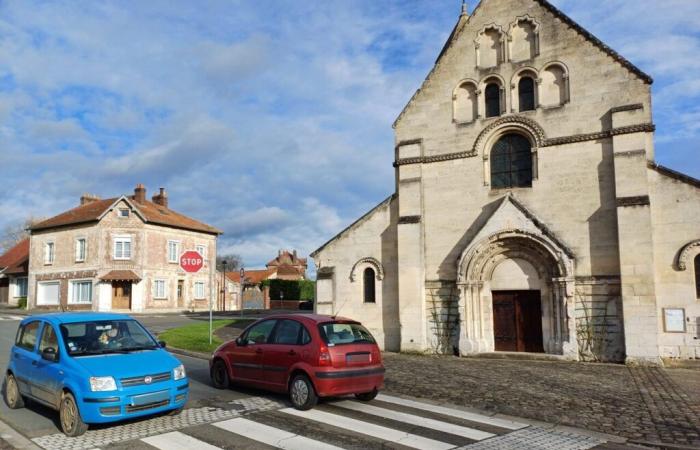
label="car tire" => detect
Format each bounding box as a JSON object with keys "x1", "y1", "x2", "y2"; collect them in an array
[
  {"x1": 289, "y1": 374, "x2": 317, "y2": 410},
  {"x1": 60, "y1": 392, "x2": 88, "y2": 437},
  {"x1": 167, "y1": 406, "x2": 184, "y2": 416},
  {"x1": 210, "y1": 359, "x2": 230, "y2": 389},
  {"x1": 354, "y1": 389, "x2": 378, "y2": 402},
  {"x1": 4, "y1": 374, "x2": 24, "y2": 409}
]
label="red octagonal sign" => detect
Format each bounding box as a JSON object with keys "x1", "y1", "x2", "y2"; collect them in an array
[{"x1": 180, "y1": 250, "x2": 204, "y2": 273}]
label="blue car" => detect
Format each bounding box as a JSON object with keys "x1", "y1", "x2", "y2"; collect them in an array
[{"x1": 4, "y1": 313, "x2": 188, "y2": 437}]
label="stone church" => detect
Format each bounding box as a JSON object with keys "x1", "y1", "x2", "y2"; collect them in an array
[{"x1": 311, "y1": 0, "x2": 700, "y2": 364}]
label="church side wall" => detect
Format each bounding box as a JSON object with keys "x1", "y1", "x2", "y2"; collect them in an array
[
  {"x1": 312, "y1": 199, "x2": 400, "y2": 351},
  {"x1": 649, "y1": 170, "x2": 700, "y2": 359}
]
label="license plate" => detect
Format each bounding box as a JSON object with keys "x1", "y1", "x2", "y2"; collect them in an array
[
  {"x1": 346, "y1": 353, "x2": 370, "y2": 363},
  {"x1": 130, "y1": 390, "x2": 169, "y2": 406}
]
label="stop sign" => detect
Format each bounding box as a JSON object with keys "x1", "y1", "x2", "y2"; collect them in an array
[{"x1": 180, "y1": 251, "x2": 204, "y2": 273}]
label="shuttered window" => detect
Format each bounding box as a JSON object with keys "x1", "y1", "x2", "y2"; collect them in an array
[{"x1": 491, "y1": 134, "x2": 533, "y2": 189}]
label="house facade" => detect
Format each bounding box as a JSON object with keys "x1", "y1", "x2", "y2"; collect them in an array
[
  {"x1": 0, "y1": 238, "x2": 29, "y2": 306},
  {"x1": 27, "y1": 184, "x2": 221, "y2": 312},
  {"x1": 311, "y1": 0, "x2": 700, "y2": 364}
]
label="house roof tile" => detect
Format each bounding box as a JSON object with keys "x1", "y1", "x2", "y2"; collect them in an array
[{"x1": 0, "y1": 238, "x2": 29, "y2": 274}]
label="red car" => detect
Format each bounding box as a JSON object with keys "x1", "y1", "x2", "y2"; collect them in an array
[{"x1": 209, "y1": 314, "x2": 384, "y2": 409}]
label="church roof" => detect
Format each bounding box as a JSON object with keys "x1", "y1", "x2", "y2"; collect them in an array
[{"x1": 394, "y1": 0, "x2": 653, "y2": 128}]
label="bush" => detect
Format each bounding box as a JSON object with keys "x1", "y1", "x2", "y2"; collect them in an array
[
  {"x1": 263, "y1": 279, "x2": 315, "y2": 301},
  {"x1": 17, "y1": 297, "x2": 27, "y2": 309}
]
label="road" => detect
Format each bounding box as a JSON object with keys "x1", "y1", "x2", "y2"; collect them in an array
[{"x1": 0, "y1": 313, "x2": 626, "y2": 450}]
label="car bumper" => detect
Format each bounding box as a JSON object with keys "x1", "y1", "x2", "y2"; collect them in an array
[
  {"x1": 313, "y1": 366, "x2": 385, "y2": 397},
  {"x1": 78, "y1": 379, "x2": 189, "y2": 423}
]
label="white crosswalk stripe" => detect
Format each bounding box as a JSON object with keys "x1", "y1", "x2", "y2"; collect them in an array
[
  {"x1": 333, "y1": 400, "x2": 495, "y2": 441},
  {"x1": 0, "y1": 315, "x2": 24, "y2": 321},
  {"x1": 213, "y1": 417, "x2": 344, "y2": 450},
  {"x1": 142, "y1": 431, "x2": 220, "y2": 450},
  {"x1": 376, "y1": 394, "x2": 527, "y2": 430},
  {"x1": 281, "y1": 407, "x2": 455, "y2": 450}
]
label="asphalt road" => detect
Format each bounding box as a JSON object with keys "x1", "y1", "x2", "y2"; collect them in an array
[{"x1": 0, "y1": 313, "x2": 247, "y2": 438}]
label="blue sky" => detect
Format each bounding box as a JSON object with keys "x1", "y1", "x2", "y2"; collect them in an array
[{"x1": 1, "y1": 0, "x2": 698, "y2": 270}]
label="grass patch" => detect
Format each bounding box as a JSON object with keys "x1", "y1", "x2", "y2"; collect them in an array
[{"x1": 158, "y1": 319, "x2": 238, "y2": 354}]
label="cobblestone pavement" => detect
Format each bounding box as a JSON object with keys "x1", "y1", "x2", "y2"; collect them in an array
[{"x1": 382, "y1": 353, "x2": 700, "y2": 448}]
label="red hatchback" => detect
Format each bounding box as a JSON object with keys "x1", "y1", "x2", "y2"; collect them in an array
[{"x1": 209, "y1": 314, "x2": 384, "y2": 409}]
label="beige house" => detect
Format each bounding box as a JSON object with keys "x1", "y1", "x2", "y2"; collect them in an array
[
  {"x1": 27, "y1": 184, "x2": 222, "y2": 312},
  {"x1": 312, "y1": 0, "x2": 700, "y2": 364}
]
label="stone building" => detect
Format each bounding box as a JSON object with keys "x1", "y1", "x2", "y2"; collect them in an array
[
  {"x1": 311, "y1": 0, "x2": 700, "y2": 364},
  {"x1": 0, "y1": 238, "x2": 29, "y2": 306},
  {"x1": 27, "y1": 184, "x2": 221, "y2": 312}
]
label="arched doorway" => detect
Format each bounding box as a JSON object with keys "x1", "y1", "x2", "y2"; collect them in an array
[{"x1": 456, "y1": 229, "x2": 577, "y2": 358}]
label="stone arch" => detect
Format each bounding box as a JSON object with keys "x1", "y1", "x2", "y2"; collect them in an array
[
  {"x1": 475, "y1": 24, "x2": 506, "y2": 68},
  {"x1": 479, "y1": 75, "x2": 506, "y2": 118},
  {"x1": 508, "y1": 15, "x2": 540, "y2": 62},
  {"x1": 540, "y1": 61, "x2": 570, "y2": 106},
  {"x1": 676, "y1": 239, "x2": 700, "y2": 271},
  {"x1": 511, "y1": 67, "x2": 539, "y2": 112},
  {"x1": 472, "y1": 115, "x2": 546, "y2": 157},
  {"x1": 456, "y1": 229, "x2": 577, "y2": 358},
  {"x1": 350, "y1": 257, "x2": 384, "y2": 282},
  {"x1": 453, "y1": 79, "x2": 479, "y2": 123}
]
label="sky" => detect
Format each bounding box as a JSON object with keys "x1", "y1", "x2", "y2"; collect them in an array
[{"x1": 0, "y1": 0, "x2": 698, "y2": 272}]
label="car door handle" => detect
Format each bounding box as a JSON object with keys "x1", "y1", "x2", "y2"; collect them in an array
[
  {"x1": 288, "y1": 350, "x2": 297, "y2": 356},
  {"x1": 13, "y1": 353, "x2": 21, "y2": 359},
  {"x1": 255, "y1": 349, "x2": 263, "y2": 354},
  {"x1": 31, "y1": 361, "x2": 38, "y2": 366}
]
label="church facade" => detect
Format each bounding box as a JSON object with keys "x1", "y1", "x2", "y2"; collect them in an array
[{"x1": 311, "y1": 0, "x2": 700, "y2": 364}]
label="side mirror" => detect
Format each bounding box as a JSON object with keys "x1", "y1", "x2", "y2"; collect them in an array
[
  {"x1": 235, "y1": 337, "x2": 246, "y2": 347},
  {"x1": 158, "y1": 340, "x2": 167, "y2": 348},
  {"x1": 42, "y1": 347, "x2": 58, "y2": 362}
]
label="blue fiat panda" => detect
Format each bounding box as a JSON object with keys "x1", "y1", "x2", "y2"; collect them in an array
[{"x1": 4, "y1": 313, "x2": 188, "y2": 437}]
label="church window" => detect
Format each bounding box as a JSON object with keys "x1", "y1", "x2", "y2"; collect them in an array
[
  {"x1": 490, "y1": 134, "x2": 533, "y2": 189},
  {"x1": 485, "y1": 83, "x2": 501, "y2": 118},
  {"x1": 541, "y1": 63, "x2": 569, "y2": 107},
  {"x1": 363, "y1": 268, "x2": 376, "y2": 303},
  {"x1": 695, "y1": 254, "x2": 700, "y2": 298},
  {"x1": 519, "y1": 77, "x2": 536, "y2": 112}
]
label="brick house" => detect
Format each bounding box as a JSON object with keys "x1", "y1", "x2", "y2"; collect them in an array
[
  {"x1": 0, "y1": 238, "x2": 29, "y2": 306},
  {"x1": 27, "y1": 184, "x2": 222, "y2": 312}
]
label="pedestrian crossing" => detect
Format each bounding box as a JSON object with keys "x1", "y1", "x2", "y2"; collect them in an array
[{"x1": 129, "y1": 394, "x2": 604, "y2": 450}]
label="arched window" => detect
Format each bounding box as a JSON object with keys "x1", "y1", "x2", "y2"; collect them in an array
[
  {"x1": 695, "y1": 254, "x2": 700, "y2": 298},
  {"x1": 519, "y1": 77, "x2": 535, "y2": 112},
  {"x1": 485, "y1": 83, "x2": 501, "y2": 118},
  {"x1": 490, "y1": 134, "x2": 533, "y2": 188},
  {"x1": 363, "y1": 268, "x2": 376, "y2": 303}
]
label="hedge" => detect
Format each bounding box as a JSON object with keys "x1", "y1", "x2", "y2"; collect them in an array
[{"x1": 262, "y1": 279, "x2": 315, "y2": 301}]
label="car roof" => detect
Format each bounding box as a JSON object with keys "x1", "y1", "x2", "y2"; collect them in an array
[
  {"x1": 258, "y1": 313, "x2": 357, "y2": 324},
  {"x1": 22, "y1": 312, "x2": 134, "y2": 325}
]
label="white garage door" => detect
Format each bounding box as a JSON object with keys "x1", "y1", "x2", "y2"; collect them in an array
[{"x1": 37, "y1": 282, "x2": 60, "y2": 306}]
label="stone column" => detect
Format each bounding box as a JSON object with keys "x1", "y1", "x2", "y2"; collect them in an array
[{"x1": 458, "y1": 281, "x2": 484, "y2": 355}]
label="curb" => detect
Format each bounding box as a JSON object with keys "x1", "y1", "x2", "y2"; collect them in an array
[
  {"x1": 167, "y1": 347, "x2": 211, "y2": 361},
  {"x1": 0, "y1": 417, "x2": 41, "y2": 450}
]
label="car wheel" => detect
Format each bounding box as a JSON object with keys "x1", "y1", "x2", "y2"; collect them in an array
[
  {"x1": 289, "y1": 374, "x2": 317, "y2": 410},
  {"x1": 167, "y1": 406, "x2": 184, "y2": 416},
  {"x1": 60, "y1": 392, "x2": 88, "y2": 437},
  {"x1": 4, "y1": 374, "x2": 24, "y2": 409},
  {"x1": 354, "y1": 389, "x2": 378, "y2": 402},
  {"x1": 210, "y1": 359, "x2": 230, "y2": 389}
]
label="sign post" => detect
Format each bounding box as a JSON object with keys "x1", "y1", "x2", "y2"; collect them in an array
[
  {"x1": 239, "y1": 267, "x2": 245, "y2": 317},
  {"x1": 179, "y1": 251, "x2": 207, "y2": 341}
]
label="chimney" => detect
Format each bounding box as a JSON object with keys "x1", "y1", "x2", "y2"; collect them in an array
[
  {"x1": 80, "y1": 193, "x2": 100, "y2": 206},
  {"x1": 293, "y1": 249, "x2": 297, "y2": 259},
  {"x1": 152, "y1": 187, "x2": 169, "y2": 208},
  {"x1": 134, "y1": 184, "x2": 146, "y2": 203}
]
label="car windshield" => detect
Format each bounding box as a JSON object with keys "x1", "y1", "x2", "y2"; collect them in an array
[
  {"x1": 59, "y1": 320, "x2": 159, "y2": 356},
  {"x1": 318, "y1": 322, "x2": 376, "y2": 346}
]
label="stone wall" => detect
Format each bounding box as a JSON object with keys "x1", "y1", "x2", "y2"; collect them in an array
[
  {"x1": 574, "y1": 278, "x2": 624, "y2": 362},
  {"x1": 425, "y1": 280, "x2": 460, "y2": 355}
]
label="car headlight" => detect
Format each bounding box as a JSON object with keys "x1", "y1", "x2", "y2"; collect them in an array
[
  {"x1": 89, "y1": 376, "x2": 117, "y2": 392},
  {"x1": 173, "y1": 364, "x2": 186, "y2": 381}
]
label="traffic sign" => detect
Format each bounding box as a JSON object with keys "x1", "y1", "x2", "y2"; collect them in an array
[{"x1": 180, "y1": 251, "x2": 204, "y2": 273}]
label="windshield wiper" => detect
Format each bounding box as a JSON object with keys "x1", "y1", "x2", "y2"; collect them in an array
[{"x1": 121, "y1": 345, "x2": 158, "y2": 352}]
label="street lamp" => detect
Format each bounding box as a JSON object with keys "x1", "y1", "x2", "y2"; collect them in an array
[{"x1": 221, "y1": 260, "x2": 227, "y2": 312}]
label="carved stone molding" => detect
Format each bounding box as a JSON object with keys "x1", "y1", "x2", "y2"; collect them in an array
[
  {"x1": 543, "y1": 123, "x2": 655, "y2": 147},
  {"x1": 398, "y1": 215, "x2": 421, "y2": 225},
  {"x1": 614, "y1": 149, "x2": 646, "y2": 158},
  {"x1": 472, "y1": 115, "x2": 547, "y2": 156},
  {"x1": 676, "y1": 240, "x2": 700, "y2": 271},
  {"x1": 350, "y1": 257, "x2": 384, "y2": 281},
  {"x1": 610, "y1": 103, "x2": 644, "y2": 114},
  {"x1": 616, "y1": 196, "x2": 650, "y2": 207},
  {"x1": 316, "y1": 266, "x2": 335, "y2": 280}
]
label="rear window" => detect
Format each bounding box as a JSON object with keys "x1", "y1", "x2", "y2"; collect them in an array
[{"x1": 318, "y1": 322, "x2": 376, "y2": 346}]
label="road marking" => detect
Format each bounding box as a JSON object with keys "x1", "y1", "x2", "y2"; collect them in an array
[
  {"x1": 281, "y1": 407, "x2": 454, "y2": 450},
  {"x1": 334, "y1": 400, "x2": 494, "y2": 441},
  {"x1": 377, "y1": 394, "x2": 527, "y2": 430},
  {"x1": 213, "y1": 418, "x2": 343, "y2": 450},
  {"x1": 142, "y1": 431, "x2": 221, "y2": 450},
  {"x1": 0, "y1": 315, "x2": 24, "y2": 321}
]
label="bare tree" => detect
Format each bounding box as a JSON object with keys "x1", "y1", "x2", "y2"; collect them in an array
[
  {"x1": 0, "y1": 218, "x2": 38, "y2": 254},
  {"x1": 216, "y1": 254, "x2": 242, "y2": 272}
]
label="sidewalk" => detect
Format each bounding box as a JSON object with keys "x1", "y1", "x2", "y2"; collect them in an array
[{"x1": 382, "y1": 353, "x2": 700, "y2": 448}]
